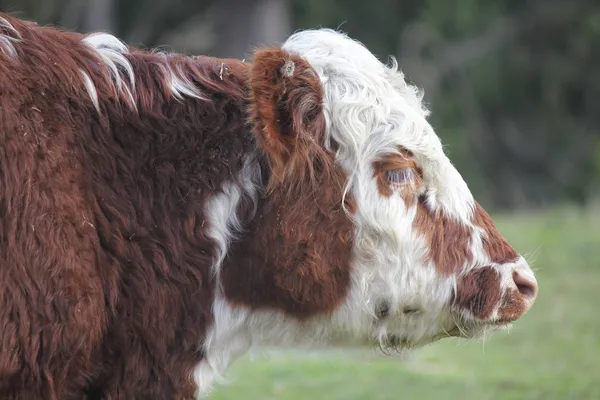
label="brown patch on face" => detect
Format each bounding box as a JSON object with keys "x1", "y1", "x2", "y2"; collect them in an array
[
  {"x1": 454, "y1": 267, "x2": 503, "y2": 319},
  {"x1": 473, "y1": 203, "x2": 519, "y2": 264},
  {"x1": 375, "y1": 148, "x2": 473, "y2": 276},
  {"x1": 221, "y1": 153, "x2": 355, "y2": 319},
  {"x1": 496, "y1": 288, "x2": 529, "y2": 323},
  {"x1": 411, "y1": 180, "x2": 516, "y2": 277},
  {"x1": 413, "y1": 202, "x2": 474, "y2": 276},
  {"x1": 373, "y1": 148, "x2": 423, "y2": 203},
  {"x1": 219, "y1": 46, "x2": 356, "y2": 319}
]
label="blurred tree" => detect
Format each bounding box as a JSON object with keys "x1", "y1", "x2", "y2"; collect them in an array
[
  {"x1": 407, "y1": 0, "x2": 600, "y2": 209},
  {"x1": 210, "y1": 0, "x2": 291, "y2": 58}
]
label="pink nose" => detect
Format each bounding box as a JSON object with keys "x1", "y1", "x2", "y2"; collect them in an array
[{"x1": 512, "y1": 268, "x2": 538, "y2": 302}]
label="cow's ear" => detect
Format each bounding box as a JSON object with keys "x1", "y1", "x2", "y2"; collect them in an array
[{"x1": 248, "y1": 48, "x2": 328, "y2": 191}]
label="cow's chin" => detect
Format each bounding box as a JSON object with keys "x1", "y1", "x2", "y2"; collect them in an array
[
  {"x1": 366, "y1": 333, "x2": 451, "y2": 355},
  {"x1": 372, "y1": 321, "x2": 512, "y2": 354}
]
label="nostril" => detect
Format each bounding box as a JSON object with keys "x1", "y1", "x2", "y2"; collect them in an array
[{"x1": 512, "y1": 270, "x2": 538, "y2": 300}]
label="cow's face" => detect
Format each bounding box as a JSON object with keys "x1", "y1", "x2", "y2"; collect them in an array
[
  {"x1": 223, "y1": 30, "x2": 536, "y2": 362},
  {"x1": 266, "y1": 29, "x2": 538, "y2": 349}
]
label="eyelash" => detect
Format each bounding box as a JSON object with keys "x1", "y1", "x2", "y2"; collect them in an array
[{"x1": 386, "y1": 168, "x2": 413, "y2": 185}]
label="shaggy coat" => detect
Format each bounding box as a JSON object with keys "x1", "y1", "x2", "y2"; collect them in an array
[{"x1": 0, "y1": 14, "x2": 538, "y2": 400}]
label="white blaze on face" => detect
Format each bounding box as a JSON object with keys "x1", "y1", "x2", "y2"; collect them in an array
[{"x1": 281, "y1": 29, "x2": 476, "y2": 225}]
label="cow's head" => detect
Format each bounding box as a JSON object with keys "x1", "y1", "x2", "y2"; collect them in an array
[{"x1": 210, "y1": 29, "x2": 537, "y2": 371}]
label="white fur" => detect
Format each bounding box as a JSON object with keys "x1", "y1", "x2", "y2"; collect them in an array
[
  {"x1": 490, "y1": 257, "x2": 536, "y2": 321},
  {"x1": 204, "y1": 153, "x2": 262, "y2": 281},
  {"x1": 282, "y1": 29, "x2": 475, "y2": 223},
  {"x1": 79, "y1": 34, "x2": 204, "y2": 112},
  {"x1": 194, "y1": 155, "x2": 262, "y2": 396},
  {"x1": 151, "y1": 52, "x2": 205, "y2": 101},
  {"x1": 194, "y1": 29, "x2": 537, "y2": 397},
  {"x1": 80, "y1": 69, "x2": 100, "y2": 112},
  {"x1": 0, "y1": 17, "x2": 20, "y2": 58},
  {"x1": 82, "y1": 33, "x2": 137, "y2": 110}
]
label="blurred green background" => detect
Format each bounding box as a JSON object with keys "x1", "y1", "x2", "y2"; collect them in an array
[{"x1": 2, "y1": 0, "x2": 598, "y2": 398}]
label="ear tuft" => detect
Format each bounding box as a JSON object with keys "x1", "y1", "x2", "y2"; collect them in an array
[
  {"x1": 280, "y1": 59, "x2": 295, "y2": 77},
  {"x1": 248, "y1": 48, "x2": 328, "y2": 191}
]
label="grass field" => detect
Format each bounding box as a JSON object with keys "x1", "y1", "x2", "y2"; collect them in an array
[{"x1": 209, "y1": 205, "x2": 600, "y2": 400}]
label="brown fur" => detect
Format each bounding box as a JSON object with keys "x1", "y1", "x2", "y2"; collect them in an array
[
  {"x1": 0, "y1": 13, "x2": 351, "y2": 399},
  {"x1": 248, "y1": 48, "x2": 330, "y2": 193},
  {"x1": 450, "y1": 204, "x2": 519, "y2": 320},
  {"x1": 473, "y1": 203, "x2": 519, "y2": 264},
  {"x1": 377, "y1": 148, "x2": 519, "y2": 276},
  {"x1": 413, "y1": 202, "x2": 475, "y2": 276},
  {"x1": 454, "y1": 267, "x2": 503, "y2": 319},
  {"x1": 388, "y1": 150, "x2": 519, "y2": 318},
  {"x1": 222, "y1": 48, "x2": 355, "y2": 319},
  {"x1": 220, "y1": 163, "x2": 354, "y2": 318},
  {"x1": 414, "y1": 201, "x2": 519, "y2": 278},
  {"x1": 0, "y1": 12, "x2": 530, "y2": 399}
]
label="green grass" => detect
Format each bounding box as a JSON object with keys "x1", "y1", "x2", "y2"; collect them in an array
[{"x1": 210, "y1": 205, "x2": 600, "y2": 400}]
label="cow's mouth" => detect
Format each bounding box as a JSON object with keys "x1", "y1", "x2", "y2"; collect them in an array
[{"x1": 444, "y1": 320, "x2": 512, "y2": 339}]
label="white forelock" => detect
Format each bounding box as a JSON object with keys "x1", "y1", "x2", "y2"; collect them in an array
[{"x1": 281, "y1": 28, "x2": 475, "y2": 224}]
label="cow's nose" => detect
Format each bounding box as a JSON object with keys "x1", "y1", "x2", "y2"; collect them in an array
[{"x1": 512, "y1": 267, "x2": 538, "y2": 303}]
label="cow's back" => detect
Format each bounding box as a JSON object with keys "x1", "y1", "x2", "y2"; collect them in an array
[{"x1": 0, "y1": 13, "x2": 255, "y2": 399}]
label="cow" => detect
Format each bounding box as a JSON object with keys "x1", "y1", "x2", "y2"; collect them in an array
[{"x1": 0, "y1": 13, "x2": 538, "y2": 400}]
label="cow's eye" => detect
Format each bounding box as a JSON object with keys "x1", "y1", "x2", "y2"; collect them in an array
[{"x1": 385, "y1": 168, "x2": 413, "y2": 186}]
